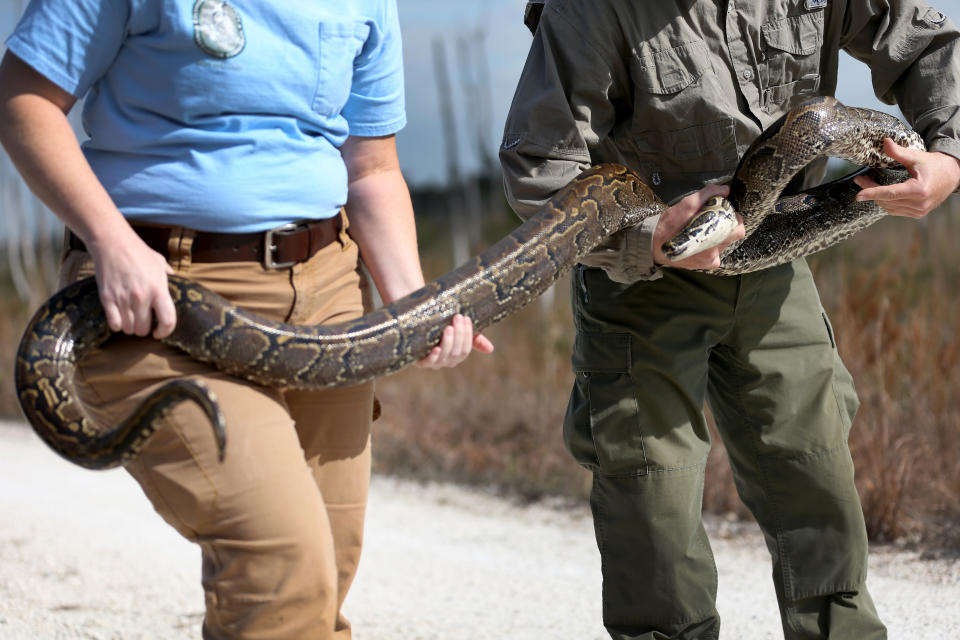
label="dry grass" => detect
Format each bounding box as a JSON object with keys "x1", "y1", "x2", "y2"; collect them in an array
[
  {"x1": 372, "y1": 282, "x2": 590, "y2": 502},
  {"x1": 374, "y1": 198, "x2": 960, "y2": 546},
  {"x1": 810, "y1": 207, "x2": 960, "y2": 544}
]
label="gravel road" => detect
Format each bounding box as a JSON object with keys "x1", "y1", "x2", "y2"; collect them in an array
[{"x1": 1, "y1": 420, "x2": 958, "y2": 639}]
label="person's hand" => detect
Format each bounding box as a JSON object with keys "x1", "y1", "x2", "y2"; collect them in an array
[
  {"x1": 88, "y1": 231, "x2": 177, "y2": 339},
  {"x1": 416, "y1": 314, "x2": 494, "y2": 369},
  {"x1": 652, "y1": 184, "x2": 744, "y2": 270},
  {"x1": 854, "y1": 138, "x2": 960, "y2": 218}
]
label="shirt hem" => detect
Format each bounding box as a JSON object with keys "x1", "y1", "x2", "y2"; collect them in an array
[{"x1": 348, "y1": 115, "x2": 407, "y2": 138}]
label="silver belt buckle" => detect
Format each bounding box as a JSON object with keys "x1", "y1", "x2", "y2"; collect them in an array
[{"x1": 263, "y1": 222, "x2": 302, "y2": 269}]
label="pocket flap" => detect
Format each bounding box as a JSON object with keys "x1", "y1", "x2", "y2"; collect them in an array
[
  {"x1": 762, "y1": 12, "x2": 823, "y2": 55},
  {"x1": 633, "y1": 40, "x2": 712, "y2": 95},
  {"x1": 572, "y1": 332, "x2": 631, "y2": 374}
]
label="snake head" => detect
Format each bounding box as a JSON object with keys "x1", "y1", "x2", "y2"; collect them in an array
[{"x1": 662, "y1": 196, "x2": 740, "y2": 261}]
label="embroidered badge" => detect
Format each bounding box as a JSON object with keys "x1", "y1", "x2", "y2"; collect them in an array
[
  {"x1": 193, "y1": 0, "x2": 245, "y2": 59},
  {"x1": 805, "y1": 0, "x2": 828, "y2": 9}
]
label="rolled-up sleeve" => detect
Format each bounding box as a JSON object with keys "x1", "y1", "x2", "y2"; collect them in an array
[
  {"x1": 499, "y1": 2, "x2": 628, "y2": 219},
  {"x1": 499, "y1": 2, "x2": 662, "y2": 282},
  {"x1": 840, "y1": 0, "x2": 960, "y2": 160},
  {"x1": 342, "y1": 0, "x2": 407, "y2": 137}
]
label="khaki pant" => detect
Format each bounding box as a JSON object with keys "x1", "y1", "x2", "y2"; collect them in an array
[
  {"x1": 565, "y1": 260, "x2": 886, "y2": 640},
  {"x1": 60, "y1": 220, "x2": 375, "y2": 639}
]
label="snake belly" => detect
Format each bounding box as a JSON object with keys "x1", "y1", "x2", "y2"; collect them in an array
[{"x1": 14, "y1": 96, "x2": 923, "y2": 469}]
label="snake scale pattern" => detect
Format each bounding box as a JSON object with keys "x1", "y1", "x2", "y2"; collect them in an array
[{"x1": 15, "y1": 96, "x2": 925, "y2": 469}]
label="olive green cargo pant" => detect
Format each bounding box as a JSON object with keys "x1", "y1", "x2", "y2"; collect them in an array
[{"x1": 564, "y1": 260, "x2": 886, "y2": 640}]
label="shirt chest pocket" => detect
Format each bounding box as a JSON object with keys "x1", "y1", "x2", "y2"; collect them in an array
[
  {"x1": 628, "y1": 40, "x2": 740, "y2": 189},
  {"x1": 313, "y1": 21, "x2": 370, "y2": 117},
  {"x1": 760, "y1": 11, "x2": 825, "y2": 109}
]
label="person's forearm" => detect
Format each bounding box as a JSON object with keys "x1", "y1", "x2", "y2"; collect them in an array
[
  {"x1": 345, "y1": 167, "x2": 426, "y2": 304},
  {"x1": 0, "y1": 53, "x2": 176, "y2": 337},
  {"x1": 341, "y1": 133, "x2": 493, "y2": 365},
  {"x1": 0, "y1": 96, "x2": 134, "y2": 251},
  {"x1": 0, "y1": 55, "x2": 135, "y2": 252},
  {"x1": 0, "y1": 89, "x2": 178, "y2": 335}
]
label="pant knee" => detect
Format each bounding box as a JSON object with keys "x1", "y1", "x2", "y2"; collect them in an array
[{"x1": 201, "y1": 522, "x2": 340, "y2": 639}]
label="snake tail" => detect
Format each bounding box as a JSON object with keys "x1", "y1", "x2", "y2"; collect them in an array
[{"x1": 15, "y1": 278, "x2": 226, "y2": 470}]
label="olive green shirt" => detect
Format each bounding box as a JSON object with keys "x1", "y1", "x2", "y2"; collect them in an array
[{"x1": 500, "y1": 0, "x2": 960, "y2": 282}]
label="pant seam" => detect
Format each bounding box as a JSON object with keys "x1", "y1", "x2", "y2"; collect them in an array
[
  {"x1": 594, "y1": 459, "x2": 706, "y2": 479},
  {"x1": 129, "y1": 455, "x2": 199, "y2": 542},
  {"x1": 724, "y1": 357, "x2": 797, "y2": 610},
  {"x1": 170, "y1": 412, "x2": 223, "y2": 531},
  {"x1": 756, "y1": 440, "x2": 849, "y2": 465},
  {"x1": 789, "y1": 582, "x2": 870, "y2": 602}
]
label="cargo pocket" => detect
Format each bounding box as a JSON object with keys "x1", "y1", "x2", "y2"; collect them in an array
[
  {"x1": 313, "y1": 20, "x2": 370, "y2": 117},
  {"x1": 760, "y1": 11, "x2": 824, "y2": 110},
  {"x1": 563, "y1": 331, "x2": 648, "y2": 476}
]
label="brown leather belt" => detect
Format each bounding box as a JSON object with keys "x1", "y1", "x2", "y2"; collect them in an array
[{"x1": 68, "y1": 216, "x2": 342, "y2": 269}]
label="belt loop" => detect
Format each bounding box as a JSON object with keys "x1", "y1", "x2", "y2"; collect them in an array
[
  {"x1": 338, "y1": 207, "x2": 351, "y2": 250},
  {"x1": 167, "y1": 227, "x2": 195, "y2": 271}
]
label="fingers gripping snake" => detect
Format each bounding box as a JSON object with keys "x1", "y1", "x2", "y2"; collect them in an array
[{"x1": 15, "y1": 96, "x2": 925, "y2": 469}]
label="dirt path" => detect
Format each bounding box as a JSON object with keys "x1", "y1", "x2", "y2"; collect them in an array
[{"x1": 1, "y1": 421, "x2": 957, "y2": 639}]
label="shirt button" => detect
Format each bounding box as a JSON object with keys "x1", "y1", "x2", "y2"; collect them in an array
[{"x1": 742, "y1": 69, "x2": 754, "y2": 81}]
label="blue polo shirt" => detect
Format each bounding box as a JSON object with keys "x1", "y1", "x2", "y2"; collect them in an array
[{"x1": 6, "y1": 0, "x2": 406, "y2": 232}]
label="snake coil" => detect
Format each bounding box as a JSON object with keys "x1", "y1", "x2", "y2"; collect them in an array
[{"x1": 15, "y1": 96, "x2": 924, "y2": 469}]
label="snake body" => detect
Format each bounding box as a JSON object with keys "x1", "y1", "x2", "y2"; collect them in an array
[{"x1": 15, "y1": 96, "x2": 925, "y2": 469}]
